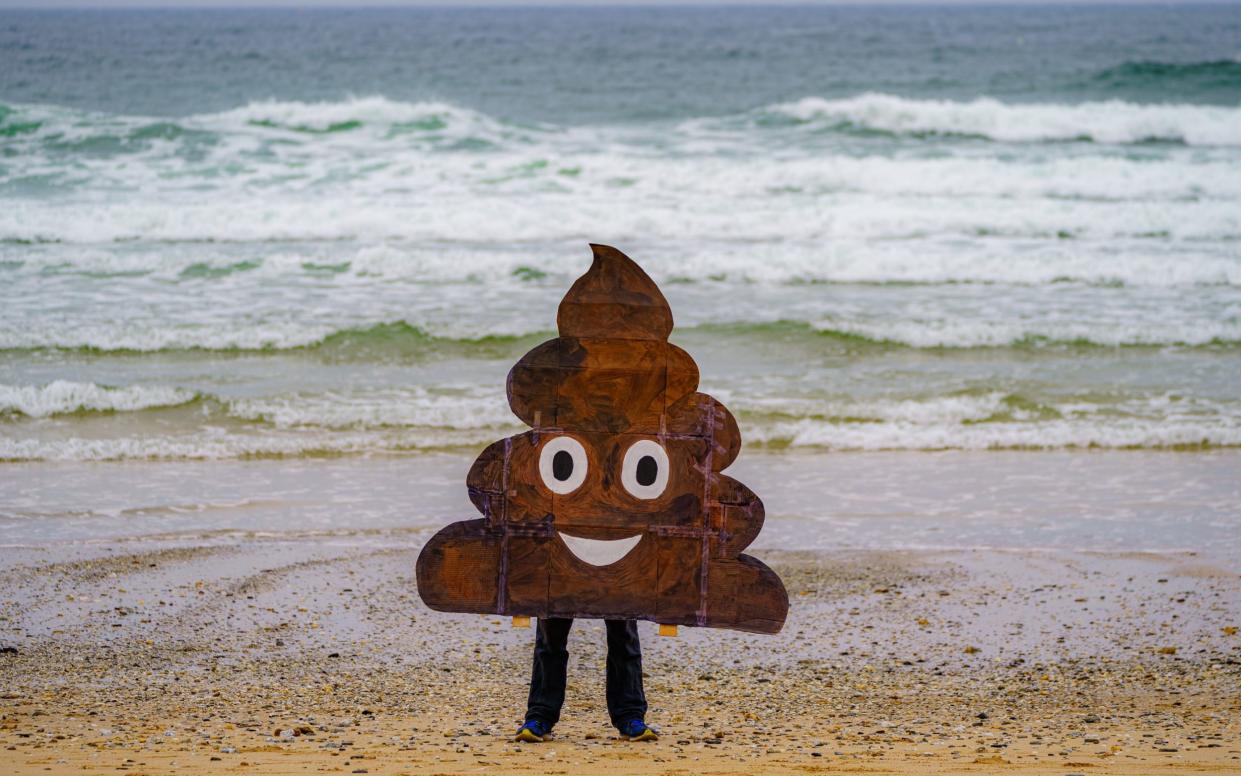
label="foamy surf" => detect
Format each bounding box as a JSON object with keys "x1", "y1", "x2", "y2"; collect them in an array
[
  {"x1": 3, "y1": 26, "x2": 1239, "y2": 468},
  {"x1": 4, "y1": 381, "x2": 1240, "y2": 460},
  {"x1": 4, "y1": 314, "x2": 1241, "y2": 354},
  {"x1": 200, "y1": 96, "x2": 511, "y2": 136},
  {"x1": 3, "y1": 95, "x2": 1241, "y2": 262},
  {"x1": 5, "y1": 412, "x2": 1237, "y2": 462},
  {"x1": 0, "y1": 381, "x2": 198, "y2": 418},
  {"x1": 5, "y1": 237, "x2": 1241, "y2": 288},
  {"x1": 756, "y1": 93, "x2": 1241, "y2": 146}
]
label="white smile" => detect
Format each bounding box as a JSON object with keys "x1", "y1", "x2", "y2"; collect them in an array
[{"x1": 557, "y1": 532, "x2": 642, "y2": 567}]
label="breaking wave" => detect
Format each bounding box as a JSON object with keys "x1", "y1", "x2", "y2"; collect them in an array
[
  {"x1": 0, "y1": 381, "x2": 198, "y2": 418},
  {"x1": 0, "y1": 321, "x2": 547, "y2": 355},
  {"x1": 0, "y1": 431, "x2": 500, "y2": 462},
  {"x1": 741, "y1": 392, "x2": 1241, "y2": 451},
  {"x1": 3, "y1": 319, "x2": 1240, "y2": 355},
  {"x1": 8, "y1": 93, "x2": 1241, "y2": 154},
  {"x1": 7, "y1": 237, "x2": 1241, "y2": 287},
  {"x1": 4, "y1": 388, "x2": 1239, "y2": 461},
  {"x1": 4, "y1": 95, "x2": 1241, "y2": 250},
  {"x1": 755, "y1": 93, "x2": 1241, "y2": 146},
  {"x1": 4, "y1": 91, "x2": 1239, "y2": 463}
]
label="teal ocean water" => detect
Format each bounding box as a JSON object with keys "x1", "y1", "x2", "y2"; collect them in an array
[{"x1": 2, "y1": 6, "x2": 1241, "y2": 467}]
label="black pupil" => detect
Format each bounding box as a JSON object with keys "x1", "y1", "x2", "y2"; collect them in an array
[
  {"x1": 552, "y1": 450, "x2": 574, "y2": 481},
  {"x1": 635, "y1": 455, "x2": 658, "y2": 487}
]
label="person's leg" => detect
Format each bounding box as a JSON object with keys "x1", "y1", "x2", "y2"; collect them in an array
[
  {"x1": 604, "y1": 619, "x2": 647, "y2": 729},
  {"x1": 525, "y1": 617, "x2": 574, "y2": 729}
]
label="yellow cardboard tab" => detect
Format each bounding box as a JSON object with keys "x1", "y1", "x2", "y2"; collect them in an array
[
  {"x1": 658, "y1": 624, "x2": 678, "y2": 637},
  {"x1": 512, "y1": 615, "x2": 531, "y2": 629}
]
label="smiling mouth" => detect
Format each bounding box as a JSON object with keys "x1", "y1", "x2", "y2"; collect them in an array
[{"x1": 557, "y1": 531, "x2": 642, "y2": 567}]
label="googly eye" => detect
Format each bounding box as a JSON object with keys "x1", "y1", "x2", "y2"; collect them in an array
[
  {"x1": 621, "y1": 439, "x2": 669, "y2": 500},
  {"x1": 539, "y1": 436, "x2": 588, "y2": 495}
]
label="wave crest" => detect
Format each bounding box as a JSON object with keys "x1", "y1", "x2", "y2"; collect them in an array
[
  {"x1": 4, "y1": 388, "x2": 1238, "y2": 460},
  {"x1": 0, "y1": 320, "x2": 548, "y2": 355},
  {"x1": 201, "y1": 96, "x2": 515, "y2": 138},
  {"x1": 4, "y1": 319, "x2": 1241, "y2": 356},
  {"x1": 757, "y1": 93, "x2": 1241, "y2": 146},
  {"x1": 1090, "y1": 59, "x2": 1241, "y2": 93},
  {"x1": 0, "y1": 381, "x2": 198, "y2": 418}
]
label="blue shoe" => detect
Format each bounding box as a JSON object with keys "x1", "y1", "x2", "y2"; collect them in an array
[
  {"x1": 618, "y1": 719, "x2": 659, "y2": 741},
  {"x1": 515, "y1": 719, "x2": 551, "y2": 743}
]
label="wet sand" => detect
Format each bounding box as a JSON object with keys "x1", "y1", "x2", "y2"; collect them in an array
[{"x1": 1, "y1": 538, "x2": 1238, "y2": 775}]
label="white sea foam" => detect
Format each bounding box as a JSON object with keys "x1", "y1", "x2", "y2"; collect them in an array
[
  {"x1": 4, "y1": 178, "x2": 1240, "y2": 247},
  {"x1": 6, "y1": 236, "x2": 1241, "y2": 289},
  {"x1": 3, "y1": 289, "x2": 1239, "y2": 352},
  {"x1": 1, "y1": 95, "x2": 1237, "y2": 460},
  {"x1": 226, "y1": 388, "x2": 516, "y2": 430},
  {"x1": 810, "y1": 317, "x2": 1241, "y2": 348},
  {"x1": 0, "y1": 381, "x2": 198, "y2": 418},
  {"x1": 3, "y1": 96, "x2": 1241, "y2": 250},
  {"x1": 200, "y1": 96, "x2": 508, "y2": 136},
  {"x1": 4, "y1": 411, "x2": 1236, "y2": 460},
  {"x1": 741, "y1": 392, "x2": 1241, "y2": 450},
  {"x1": 752, "y1": 417, "x2": 1241, "y2": 451},
  {"x1": 23, "y1": 93, "x2": 1236, "y2": 152},
  {"x1": 4, "y1": 388, "x2": 1238, "y2": 460},
  {"x1": 0, "y1": 320, "x2": 343, "y2": 352},
  {"x1": 0, "y1": 428, "x2": 500, "y2": 462},
  {"x1": 762, "y1": 93, "x2": 1241, "y2": 146}
]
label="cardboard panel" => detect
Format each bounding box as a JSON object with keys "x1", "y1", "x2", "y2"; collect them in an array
[
  {"x1": 501, "y1": 432, "x2": 553, "y2": 525},
  {"x1": 503, "y1": 533, "x2": 553, "y2": 617},
  {"x1": 664, "y1": 344, "x2": 700, "y2": 408},
  {"x1": 711, "y1": 473, "x2": 764, "y2": 555},
  {"x1": 548, "y1": 432, "x2": 708, "y2": 532},
  {"x1": 416, "y1": 519, "x2": 500, "y2": 614},
  {"x1": 706, "y1": 556, "x2": 788, "y2": 634},
  {"x1": 666, "y1": 392, "x2": 742, "y2": 470},
  {"x1": 555, "y1": 245, "x2": 673, "y2": 342},
  {"x1": 506, "y1": 339, "x2": 562, "y2": 427},
  {"x1": 466, "y1": 440, "x2": 506, "y2": 524},
  {"x1": 556, "y1": 367, "x2": 667, "y2": 433},
  {"x1": 547, "y1": 533, "x2": 658, "y2": 619},
  {"x1": 655, "y1": 535, "x2": 705, "y2": 626}
]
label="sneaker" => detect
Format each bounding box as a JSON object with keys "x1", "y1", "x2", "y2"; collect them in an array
[
  {"x1": 514, "y1": 719, "x2": 551, "y2": 743},
  {"x1": 618, "y1": 719, "x2": 659, "y2": 741}
]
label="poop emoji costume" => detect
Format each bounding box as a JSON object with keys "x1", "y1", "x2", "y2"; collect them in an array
[{"x1": 416, "y1": 244, "x2": 788, "y2": 635}]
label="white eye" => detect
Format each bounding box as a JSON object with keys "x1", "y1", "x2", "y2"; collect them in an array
[
  {"x1": 621, "y1": 439, "x2": 669, "y2": 500},
  {"x1": 539, "y1": 436, "x2": 588, "y2": 495}
]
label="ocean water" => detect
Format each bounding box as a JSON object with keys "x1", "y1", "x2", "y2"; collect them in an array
[{"x1": 1, "y1": 8, "x2": 1240, "y2": 492}]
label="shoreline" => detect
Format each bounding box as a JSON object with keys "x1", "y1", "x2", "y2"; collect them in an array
[
  {"x1": 6, "y1": 450, "x2": 1241, "y2": 565},
  {"x1": 2, "y1": 543, "x2": 1237, "y2": 774}
]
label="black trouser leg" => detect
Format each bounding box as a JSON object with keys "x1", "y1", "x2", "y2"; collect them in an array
[
  {"x1": 526, "y1": 617, "x2": 573, "y2": 727},
  {"x1": 605, "y1": 619, "x2": 647, "y2": 728}
]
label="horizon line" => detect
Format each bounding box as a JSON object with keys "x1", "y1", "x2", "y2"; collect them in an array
[{"x1": 4, "y1": 1, "x2": 1241, "y2": 9}]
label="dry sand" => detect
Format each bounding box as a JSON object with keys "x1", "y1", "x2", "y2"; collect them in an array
[{"x1": 1, "y1": 537, "x2": 1238, "y2": 775}]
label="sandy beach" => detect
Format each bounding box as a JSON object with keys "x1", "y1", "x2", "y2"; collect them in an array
[{"x1": 2, "y1": 536, "x2": 1237, "y2": 775}]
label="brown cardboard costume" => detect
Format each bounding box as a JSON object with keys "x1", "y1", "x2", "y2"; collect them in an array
[{"x1": 416, "y1": 244, "x2": 788, "y2": 634}]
